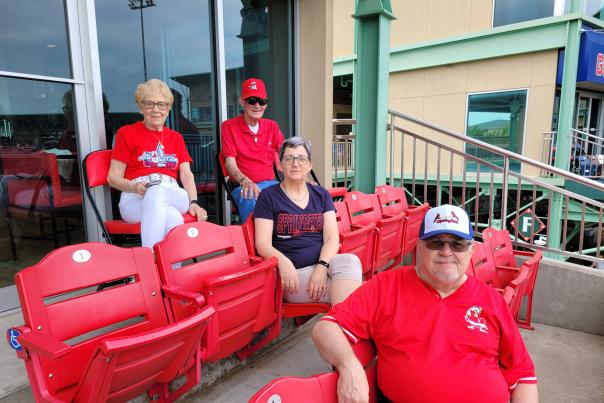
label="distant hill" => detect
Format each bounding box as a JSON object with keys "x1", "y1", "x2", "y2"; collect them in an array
[{"x1": 469, "y1": 119, "x2": 509, "y2": 130}]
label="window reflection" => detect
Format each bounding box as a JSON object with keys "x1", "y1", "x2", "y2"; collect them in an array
[
  {"x1": 465, "y1": 90, "x2": 527, "y2": 173},
  {"x1": 0, "y1": 0, "x2": 71, "y2": 77},
  {"x1": 0, "y1": 77, "x2": 84, "y2": 287},
  {"x1": 493, "y1": 0, "x2": 555, "y2": 27}
]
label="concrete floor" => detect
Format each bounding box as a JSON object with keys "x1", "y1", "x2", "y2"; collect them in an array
[{"x1": 1, "y1": 312, "x2": 603, "y2": 403}]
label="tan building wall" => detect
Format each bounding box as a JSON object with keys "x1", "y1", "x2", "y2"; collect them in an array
[
  {"x1": 300, "y1": 0, "x2": 334, "y2": 186},
  {"x1": 388, "y1": 50, "x2": 558, "y2": 178},
  {"x1": 333, "y1": 0, "x2": 493, "y2": 58}
]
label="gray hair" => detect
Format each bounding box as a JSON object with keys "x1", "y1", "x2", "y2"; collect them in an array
[{"x1": 279, "y1": 136, "x2": 313, "y2": 161}]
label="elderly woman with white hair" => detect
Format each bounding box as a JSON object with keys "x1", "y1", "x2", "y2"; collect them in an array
[
  {"x1": 254, "y1": 136, "x2": 362, "y2": 305},
  {"x1": 107, "y1": 79, "x2": 207, "y2": 249}
]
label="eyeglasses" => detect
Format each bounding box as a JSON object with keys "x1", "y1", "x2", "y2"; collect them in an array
[
  {"x1": 142, "y1": 101, "x2": 169, "y2": 110},
  {"x1": 244, "y1": 97, "x2": 268, "y2": 106},
  {"x1": 423, "y1": 238, "x2": 472, "y2": 252},
  {"x1": 282, "y1": 155, "x2": 310, "y2": 165}
]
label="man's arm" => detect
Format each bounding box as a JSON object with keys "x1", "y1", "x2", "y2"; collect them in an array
[
  {"x1": 311, "y1": 320, "x2": 369, "y2": 403},
  {"x1": 510, "y1": 383, "x2": 538, "y2": 403},
  {"x1": 224, "y1": 156, "x2": 260, "y2": 200}
]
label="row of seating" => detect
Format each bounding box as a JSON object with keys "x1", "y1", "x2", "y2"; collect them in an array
[{"x1": 469, "y1": 228, "x2": 543, "y2": 329}]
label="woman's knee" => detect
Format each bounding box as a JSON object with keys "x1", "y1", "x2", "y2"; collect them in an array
[{"x1": 329, "y1": 254, "x2": 362, "y2": 282}]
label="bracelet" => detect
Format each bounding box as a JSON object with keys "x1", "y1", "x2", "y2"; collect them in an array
[
  {"x1": 317, "y1": 259, "x2": 330, "y2": 269},
  {"x1": 240, "y1": 177, "x2": 249, "y2": 185}
]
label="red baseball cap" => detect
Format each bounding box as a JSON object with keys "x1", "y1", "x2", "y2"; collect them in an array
[{"x1": 241, "y1": 78, "x2": 267, "y2": 100}]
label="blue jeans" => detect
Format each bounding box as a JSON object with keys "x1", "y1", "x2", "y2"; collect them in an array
[{"x1": 232, "y1": 179, "x2": 279, "y2": 222}]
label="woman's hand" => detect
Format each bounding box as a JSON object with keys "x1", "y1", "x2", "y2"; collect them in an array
[
  {"x1": 129, "y1": 181, "x2": 147, "y2": 196},
  {"x1": 278, "y1": 258, "x2": 299, "y2": 294},
  {"x1": 308, "y1": 265, "x2": 328, "y2": 301},
  {"x1": 189, "y1": 203, "x2": 208, "y2": 221}
]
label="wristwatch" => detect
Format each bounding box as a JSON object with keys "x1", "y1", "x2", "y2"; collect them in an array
[
  {"x1": 190, "y1": 199, "x2": 201, "y2": 206},
  {"x1": 317, "y1": 259, "x2": 330, "y2": 269}
]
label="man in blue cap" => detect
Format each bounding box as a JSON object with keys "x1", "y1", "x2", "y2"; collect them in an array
[{"x1": 312, "y1": 204, "x2": 538, "y2": 403}]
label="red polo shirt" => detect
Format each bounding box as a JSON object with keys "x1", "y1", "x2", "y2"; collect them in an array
[
  {"x1": 220, "y1": 115, "x2": 284, "y2": 183},
  {"x1": 322, "y1": 267, "x2": 536, "y2": 403}
]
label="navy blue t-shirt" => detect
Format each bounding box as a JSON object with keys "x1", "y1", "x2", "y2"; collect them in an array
[{"x1": 254, "y1": 183, "x2": 335, "y2": 269}]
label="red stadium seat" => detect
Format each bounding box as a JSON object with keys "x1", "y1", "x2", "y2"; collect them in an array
[
  {"x1": 505, "y1": 262, "x2": 531, "y2": 319},
  {"x1": 375, "y1": 185, "x2": 429, "y2": 265},
  {"x1": 241, "y1": 215, "x2": 331, "y2": 324},
  {"x1": 482, "y1": 227, "x2": 536, "y2": 267},
  {"x1": 470, "y1": 242, "x2": 505, "y2": 289},
  {"x1": 345, "y1": 191, "x2": 405, "y2": 272},
  {"x1": 514, "y1": 250, "x2": 542, "y2": 329},
  {"x1": 83, "y1": 150, "x2": 196, "y2": 244},
  {"x1": 249, "y1": 341, "x2": 378, "y2": 403},
  {"x1": 8, "y1": 243, "x2": 214, "y2": 403},
  {"x1": 154, "y1": 221, "x2": 281, "y2": 361},
  {"x1": 334, "y1": 201, "x2": 376, "y2": 280}
]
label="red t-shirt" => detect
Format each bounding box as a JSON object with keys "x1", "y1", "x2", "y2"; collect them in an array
[
  {"x1": 322, "y1": 267, "x2": 537, "y2": 403},
  {"x1": 220, "y1": 115, "x2": 284, "y2": 183},
  {"x1": 111, "y1": 121, "x2": 192, "y2": 180}
]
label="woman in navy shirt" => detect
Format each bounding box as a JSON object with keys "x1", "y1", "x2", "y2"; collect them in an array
[{"x1": 254, "y1": 137, "x2": 362, "y2": 304}]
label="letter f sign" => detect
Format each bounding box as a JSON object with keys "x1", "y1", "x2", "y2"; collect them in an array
[{"x1": 522, "y1": 216, "x2": 532, "y2": 233}]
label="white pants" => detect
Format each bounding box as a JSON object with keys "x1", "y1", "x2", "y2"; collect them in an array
[{"x1": 119, "y1": 181, "x2": 189, "y2": 248}]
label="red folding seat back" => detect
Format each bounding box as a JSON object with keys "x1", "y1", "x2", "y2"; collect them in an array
[
  {"x1": 154, "y1": 222, "x2": 280, "y2": 361},
  {"x1": 345, "y1": 191, "x2": 404, "y2": 271},
  {"x1": 516, "y1": 250, "x2": 542, "y2": 329},
  {"x1": 470, "y1": 242, "x2": 503, "y2": 289},
  {"x1": 400, "y1": 203, "x2": 430, "y2": 262},
  {"x1": 506, "y1": 263, "x2": 531, "y2": 319},
  {"x1": 375, "y1": 184, "x2": 408, "y2": 216},
  {"x1": 242, "y1": 214, "x2": 330, "y2": 321},
  {"x1": 482, "y1": 227, "x2": 535, "y2": 267},
  {"x1": 10, "y1": 243, "x2": 213, "y2": 403},
  {"x1": 334, "y1": 201, "x2": 376, "y2": 279}
]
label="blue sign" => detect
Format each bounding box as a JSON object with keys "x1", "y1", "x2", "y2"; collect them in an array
[
  {"x1": 6, "y1": 328, "x2": 22, "y2": 351},
  {"x1": 557, "y1": 28, "x2": 604, "y2": 86}
]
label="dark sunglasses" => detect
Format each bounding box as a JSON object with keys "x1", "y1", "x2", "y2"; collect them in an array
[
  {"x1": 245, "y1": 97, "x2": 268, "y2": 106},
  {"x1": 423, "y1": 238, "x2": 472, "y2": 252}
]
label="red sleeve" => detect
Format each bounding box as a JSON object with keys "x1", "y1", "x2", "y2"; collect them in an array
[
  {"x1": 497, "y1": 299, "x2": 537, "y2": 391},
  {"x1": 111, "y1": 127, "x2": 131, "y2": 163},
  {"x1": 176, "y1": 133, "x2": 192, "y2": 165},
  {"x1": 320, "y1": 277, "x2": 380, "y2": 344},
  {"x1": 221, "y1": 119, "x2": 237, "y2": 158}
]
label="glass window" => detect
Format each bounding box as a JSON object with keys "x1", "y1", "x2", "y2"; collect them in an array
[
  {"x1": 223, "y1": 0, "x2": 294, "y2": 136},
  {"x1": 465, "y1": 90, "x2": 527, "y2": 172},
  {"x1": 0, "y1": 76, "x2": 85, "y2": 289},
  {"x1": 493, "y1": 0, "x2": 556, "y2": 27},
  {"x1": 585, "y1": 0, "x2": 604, "y2": 19},
  {"x1": 0, "y1": 0, "x2": 71, "y2": 77},
  {"x1": 95, "y1": 0, "x2": 217, "y2": 219}
]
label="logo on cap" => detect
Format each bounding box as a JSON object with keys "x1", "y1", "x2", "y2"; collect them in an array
[
  {"x1": 434, "y1": 211, "x2": 459, "y2": 224},
  {"x1": 249, "y1": 81, "x2": 257, "y2": 90}
]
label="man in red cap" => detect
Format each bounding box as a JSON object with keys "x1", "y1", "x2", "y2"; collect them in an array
[{"x1": 220, "y1": 78, "x2": 284, "y2": 221}]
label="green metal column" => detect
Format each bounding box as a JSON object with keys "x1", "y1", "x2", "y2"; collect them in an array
[
  {"x1": 549, "y1": 0, "x2": 583, "y2": 256},
  {"x1": 353, "y1": 0, "x2": 395, "y2": 193}
]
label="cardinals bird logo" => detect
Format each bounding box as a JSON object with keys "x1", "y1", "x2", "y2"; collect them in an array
[{"x1": 465, "y1": 306, "x2": 489, "y2": 333}]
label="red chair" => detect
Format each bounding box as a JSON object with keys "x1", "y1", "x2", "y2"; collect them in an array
[
  {"x1": 154, "y1": 221, "x2": 281, "y2": 361},
  {"x1": 482, "y1": 227, "x2": 536, "y2": 267},
  {"x1": 249, "y1": 341, "x2": 378, "y2": 403},
  {"x1": 241, "y1": 215, "x2": 331, "y2": 324},
  {"x1": 8, "y1": 243, "x2": 214, "y2": 403},
  {"x1": 345, "y1": 191, "x2": 405, "y2": 272},
  {"x1": 514, "y1": 250, "x2": 542, "y2": 329},
  {"x1": 470, "y1": 242, "x2": 505, "y2": 289},
  {"x1": 334, "y1": 201, "x2": 376, "y2": 280},
  {"x1": 1, "y1": 151, "x2": 82, "y2": 258},
  {"x1": 375, "y1": 185, "x2": 430, "y2": 265},
  {"x1": 83, "y1": 150, "x2": 195, "y2": 244},
  {"x1": 505, "y1": 262, "x2": 531, "y2": 319}
]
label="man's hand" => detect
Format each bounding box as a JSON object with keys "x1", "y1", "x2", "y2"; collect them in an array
[
  {"x1": 188, "y1": 203, "x2": 208, "y2": 221},
  {"x1": 240, "y1": 178, "x2": 261, "y2": 200},
  {"x1": 337, "y1": 359, "x2": 370, "y2": 403},
  {"x1": 308, "y1": 265, "x2": 328, "y2": 301},
  {"x1": 130, "y1": 181, "x2": 147, "y2": 196},
  {"x1": 278, "y1": 258, "x2": 299, "y2": 294}
]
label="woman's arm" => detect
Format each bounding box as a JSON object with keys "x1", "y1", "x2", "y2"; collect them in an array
[
  {"x1": 255, "y1": 217, "x2": 300, "y2": 294},
  {"x1": 179, "y1": 162, "x2": 207, "y2": 220},
  {"x1": 107, "y1": 159, "x2": 146, "y2": 196},
  {"x1": 307, "y1": 210, "x2": 340, "y2": 300}
]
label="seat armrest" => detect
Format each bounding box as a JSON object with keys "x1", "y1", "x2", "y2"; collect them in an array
[
  {"x1": 162, "y1": 284, "x2": 206, "y2": 307},
  {"x1": 18, "y1": 331, "x2": 71, "y2": 359},
  {"x1": 207, "y1": 257, "x2": 278, "y2": 288}
]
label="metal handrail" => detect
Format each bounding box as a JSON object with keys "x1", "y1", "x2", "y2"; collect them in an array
[
  {"x1": 571, "y1": 128, "x2": 603, "y2": 142},
  {"x1": 389, "y1": 109, "x2": 604, "y2": 193}
]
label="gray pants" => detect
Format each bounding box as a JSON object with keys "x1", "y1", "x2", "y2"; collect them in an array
[{"x1": 284, "y1": 253, "x2": 362, "y2": 303}]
